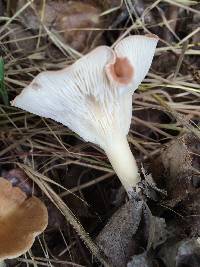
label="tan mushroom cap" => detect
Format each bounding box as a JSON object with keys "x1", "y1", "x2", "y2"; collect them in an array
[{"x1": 0, "y1": 177, "x2": 48, "y2": 261}]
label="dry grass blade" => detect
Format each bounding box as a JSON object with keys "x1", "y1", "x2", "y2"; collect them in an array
[{"x1": 153, "y1": 94, "x2": 200, "y2": 139}]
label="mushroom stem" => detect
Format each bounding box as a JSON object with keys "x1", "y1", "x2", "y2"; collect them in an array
[
  {"x1": 0, "y1": 261, "x2": 6, "y2": 267},
  {"x1": 104, "y1": 135, "x2": 139, "y2": 196}
]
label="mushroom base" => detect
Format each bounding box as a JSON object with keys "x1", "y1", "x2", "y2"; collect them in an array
[{"x1": 104, "y1": 136, "x2": 139, "y2": 196}]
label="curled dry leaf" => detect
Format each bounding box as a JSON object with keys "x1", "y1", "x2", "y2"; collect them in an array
[
  {"x1": 16, "y1": 0, "x2": 102, "y2": 52},
  {"x1": 96, "y1": 199, "x2": 143, "y2": 267},
  {"x1": 0, "y1": 177, "x2": 48, "y2": 261},
  {"x1": 96, "y1": 197, "x2": 167, "y2": 267},
  {"x1": 151, "y1": 133, "x2": 199, "y2": 206},
  {"x1": 151, "y1": 133, "x2": 200, "y2": 236},
  {"x1": 55, "y1": 2, "x2": 101, "y2": 51}
]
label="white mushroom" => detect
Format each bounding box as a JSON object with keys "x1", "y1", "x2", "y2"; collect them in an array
[{"x1": 12, "y1": 35, "x2": 158, "y2": 195}]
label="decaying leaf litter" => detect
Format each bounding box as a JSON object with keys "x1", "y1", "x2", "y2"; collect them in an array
[{"x1": 0, "y1": 0, "x2": 200, "y2": 266}]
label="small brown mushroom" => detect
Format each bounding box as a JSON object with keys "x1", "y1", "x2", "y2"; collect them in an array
[{"x1": 0, "y1": 177, "x2": 48, "y2": 265}]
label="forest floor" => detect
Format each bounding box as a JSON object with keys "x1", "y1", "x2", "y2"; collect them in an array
[{"x1": 0, "y1": 0, "x2": 200, "y2": 266}]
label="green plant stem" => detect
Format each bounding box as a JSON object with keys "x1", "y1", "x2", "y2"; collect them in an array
[{"x1": 0, "y1": 57, "x2": 9, "y2": 106}]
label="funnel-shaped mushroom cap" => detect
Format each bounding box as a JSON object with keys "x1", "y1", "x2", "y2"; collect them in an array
[
  {"x1": 0, "y1": 177, "x2": 48, "y2": 261},
  {"x1": 12, "y1": 46, "x2": 131, "y2": 150},
  {"x1": 12, "y1": 35, "x2": 158, "y2": 151}
]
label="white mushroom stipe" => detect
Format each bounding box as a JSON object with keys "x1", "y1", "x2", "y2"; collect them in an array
[
  {"x1": 105, "y1": 134, "x2": 139, "y2": 194},
  {"x1": 12, "y1": 35, "x2": 158, "y2": 195}
]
